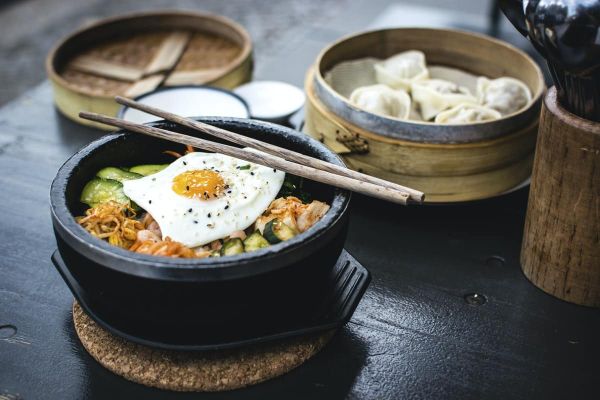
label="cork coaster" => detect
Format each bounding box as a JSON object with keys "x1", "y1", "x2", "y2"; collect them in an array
[{"x1": 73, "y1": 302, "x2": 333, "y2": 392}]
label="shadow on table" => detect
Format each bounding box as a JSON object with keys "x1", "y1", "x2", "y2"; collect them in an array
[
  {"x1": 54, "y1": 108, "x2": 106, "y2": 151},
  {"x1": 64, "y1": 310, "x2": 368, "y2": 400}
]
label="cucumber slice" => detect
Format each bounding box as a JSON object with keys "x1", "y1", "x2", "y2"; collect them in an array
[
  {"x1": 80, "y1": 178, "x2": 130, "y2": 207},
  {"x1": 129, "y1": 164, "x2": 169, "y2": 176},
  {"x1": 96, "y1": 167, "x2": 142, "y2": 182},
  {"x1": 263, "y1": 219, "x2": 298, "y2": 244},
  {"x1": 243, "y1": 231, "x2": 270, "y2": 252},
  {"x1": 220, "y1": 238, "x2": 244, "y2": 256}
]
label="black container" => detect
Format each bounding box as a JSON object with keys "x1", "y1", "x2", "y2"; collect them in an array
[
  {"x1": 50, "y1": 118, "x2": 351, "y2": 338},
  {"x1": 500, "y1": 0, "x2": 600, "y2": 121}
]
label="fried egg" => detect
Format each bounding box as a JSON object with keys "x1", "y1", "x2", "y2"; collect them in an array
[{"x1": 123, "y1": 152, "x2": 285, "y2": 247}]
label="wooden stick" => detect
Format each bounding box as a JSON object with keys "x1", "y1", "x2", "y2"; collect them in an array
[
  {"x1": 124, "y1": 74, "x2": 165, "y2": 98},
  {"x1": 79, "y1": 111, "x2": 412, "y2": 205},
  {"x1": 143, "y1": 31, "x2": 191, "y2": 75},
  {"x1": 71, "y1": 32, "x2": 191, "y2": 97},
  {"x1": 69, "y1": 56, "x2": 144, "y2": 82},
  {"x1": 124, "y1": 32, "x2": 192, "y2": 98},
  {"x1": 114, "y1": 96, "x2": 425, "y2": 203}
]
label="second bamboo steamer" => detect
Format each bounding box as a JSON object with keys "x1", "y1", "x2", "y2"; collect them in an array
[
  {"x1": 46, "y1": 11, "x2": 253, "y2": 130},
  {"x1": 304, "y1": 28, "x2": 545, "y2": 203}
]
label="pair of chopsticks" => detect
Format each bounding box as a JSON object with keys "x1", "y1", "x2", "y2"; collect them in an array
[{"x1": 79, "y1": 97, "x2": 424, "y2": 205}]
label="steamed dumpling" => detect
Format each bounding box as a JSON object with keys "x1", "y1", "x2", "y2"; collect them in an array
[
  {"x1": 349, "y1": 84, "x2": 411, "y2": 119},
  {"x1": 374, "y1": 51, "x2": 429, "y2": 91},
  {"x1": 408, "y1": 101, "x2": 424, "y2": 121},
  {"x1": 411, "y1": 79, "x2": 478, "y2": 121},
  {"x1": 477, "y1": 77, "x2": 531, "y2": 116},
  {"x1": 435, "y1": 103, "x2": 502, "y2": 124}
]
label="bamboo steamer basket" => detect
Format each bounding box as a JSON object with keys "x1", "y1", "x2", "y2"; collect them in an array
[
  {"x1": 304, "y1": 28, "x2": 545, "y2": 203},
  {"x1": 46, "y1": 11, "x2": 253, "y2": 130}
]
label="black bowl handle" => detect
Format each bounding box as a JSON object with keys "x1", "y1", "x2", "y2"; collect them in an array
[{"x1": 51, "y1": 250, "x2": 87, "y2": 306}]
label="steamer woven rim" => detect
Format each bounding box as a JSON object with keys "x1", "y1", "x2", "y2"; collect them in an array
[
  {"x1": 45, "y1": 10, "x2": 252, "y2": 98},
  {"x1": 313, "y1": 27, "x2": 545, "y2": 144}
]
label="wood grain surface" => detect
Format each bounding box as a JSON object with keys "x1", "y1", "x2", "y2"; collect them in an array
[{"x1": 521, "y1": 87, "x2": 600, "y2": 307}]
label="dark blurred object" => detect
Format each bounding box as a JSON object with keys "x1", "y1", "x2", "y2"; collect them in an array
[
  {"x1": 488, "y1": 0, "x2": 503, "y2": 36},
  {"x1": 500, "y1": 0, "x2": 600, "y2": 121}
]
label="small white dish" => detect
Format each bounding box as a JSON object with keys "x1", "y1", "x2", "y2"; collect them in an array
[
  {"x1": 119, "y1": 86, "x2": 250, "y2": 123},
  {"x1": 234, "y1": 80, "x2": 305, "y2": 123}
]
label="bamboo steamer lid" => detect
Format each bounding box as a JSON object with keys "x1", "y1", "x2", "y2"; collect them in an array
[
  {"x1": 46, "y1": 11, "x2": 253, "y2": 130},
  {"x1": 304, "y1": 28, "x2": 546, "y2": 203}
]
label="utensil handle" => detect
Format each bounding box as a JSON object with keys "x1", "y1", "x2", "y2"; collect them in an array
[
  {"x1": 79, "y1": 111, "x2": 411, "y2": 205},
  {"x1": 114, "y1": 96, "x2": 424, "y2": 203}
]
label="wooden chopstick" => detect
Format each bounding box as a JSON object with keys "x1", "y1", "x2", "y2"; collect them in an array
[
  {"x1": 124, "y1": 74, "x2": 165, "y2": 98},
  {"x1": 143, "y1": 31, "x2": 191, "y2": 76},
  {"x1": 114, "y1": 96, "x2": 425, "y2": 203},
  {"x1": 79, "y1": 111, "x2": 413, "y2": 205},
  {"x1": 124, "y1": 32, "x2": 192, "y2": 98},
  {"x1": 70, "y1": 56, "x2": 144, "y2": 82}
]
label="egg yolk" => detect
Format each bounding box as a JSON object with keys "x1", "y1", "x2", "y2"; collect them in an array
[{"x1": 172, "y1": 169, "x2": 225, "y2": 200}]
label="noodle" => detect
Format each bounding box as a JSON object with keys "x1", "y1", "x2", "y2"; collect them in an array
[{"x1": 76, "y1": 201, "x2": 143, "y2": 249}]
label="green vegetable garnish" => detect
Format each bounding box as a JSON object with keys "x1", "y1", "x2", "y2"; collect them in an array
[{"x1": 277, "y1": 175, "x2": 311, "y2": 203}]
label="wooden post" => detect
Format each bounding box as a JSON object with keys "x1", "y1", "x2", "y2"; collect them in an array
[{"x1": 521, "y1": 87, "x2": 600, "y2": 307}]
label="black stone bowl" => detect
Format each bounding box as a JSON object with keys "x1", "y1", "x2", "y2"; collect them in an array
[{"x1": 50, "y1": 118, "x2": 351, "y2": 338}]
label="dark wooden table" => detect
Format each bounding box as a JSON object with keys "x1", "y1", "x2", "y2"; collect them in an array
[{"x1": 1, "y1": 4, "x2": 598, "y2": 399}]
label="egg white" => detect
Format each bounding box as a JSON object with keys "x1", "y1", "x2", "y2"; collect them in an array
[{"x1": 123, "y1": 152, "x2": 285, "y2": 247}]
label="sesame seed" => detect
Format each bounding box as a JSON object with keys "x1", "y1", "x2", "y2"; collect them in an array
[
  {"x1": 207, "y1": 213, "x2": 211, "y2": 218},
  {"x1": 148, "y1": 200, "x2": 152, "y2": 204},
  {"x1": 183, "y1": 161, "x2": 187, "y2": 166},
  {"x1": 224, "y1": 205, "x2": 229, "y2": 210},
  {"x1": 193, "y1": 220, "x2": 198, "y2": 224},
  {"x1": 188, "y1": 208, "x2": 192, "y2": 213}
]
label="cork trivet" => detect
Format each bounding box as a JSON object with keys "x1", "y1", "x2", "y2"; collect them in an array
[{"x1": 73, "y1": 302, "x2": 333, "y2": 391}]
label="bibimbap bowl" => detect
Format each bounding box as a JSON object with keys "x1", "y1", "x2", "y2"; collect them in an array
[{"x1": 50, "y1": 118, "x2": 351, "y2": 344}]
